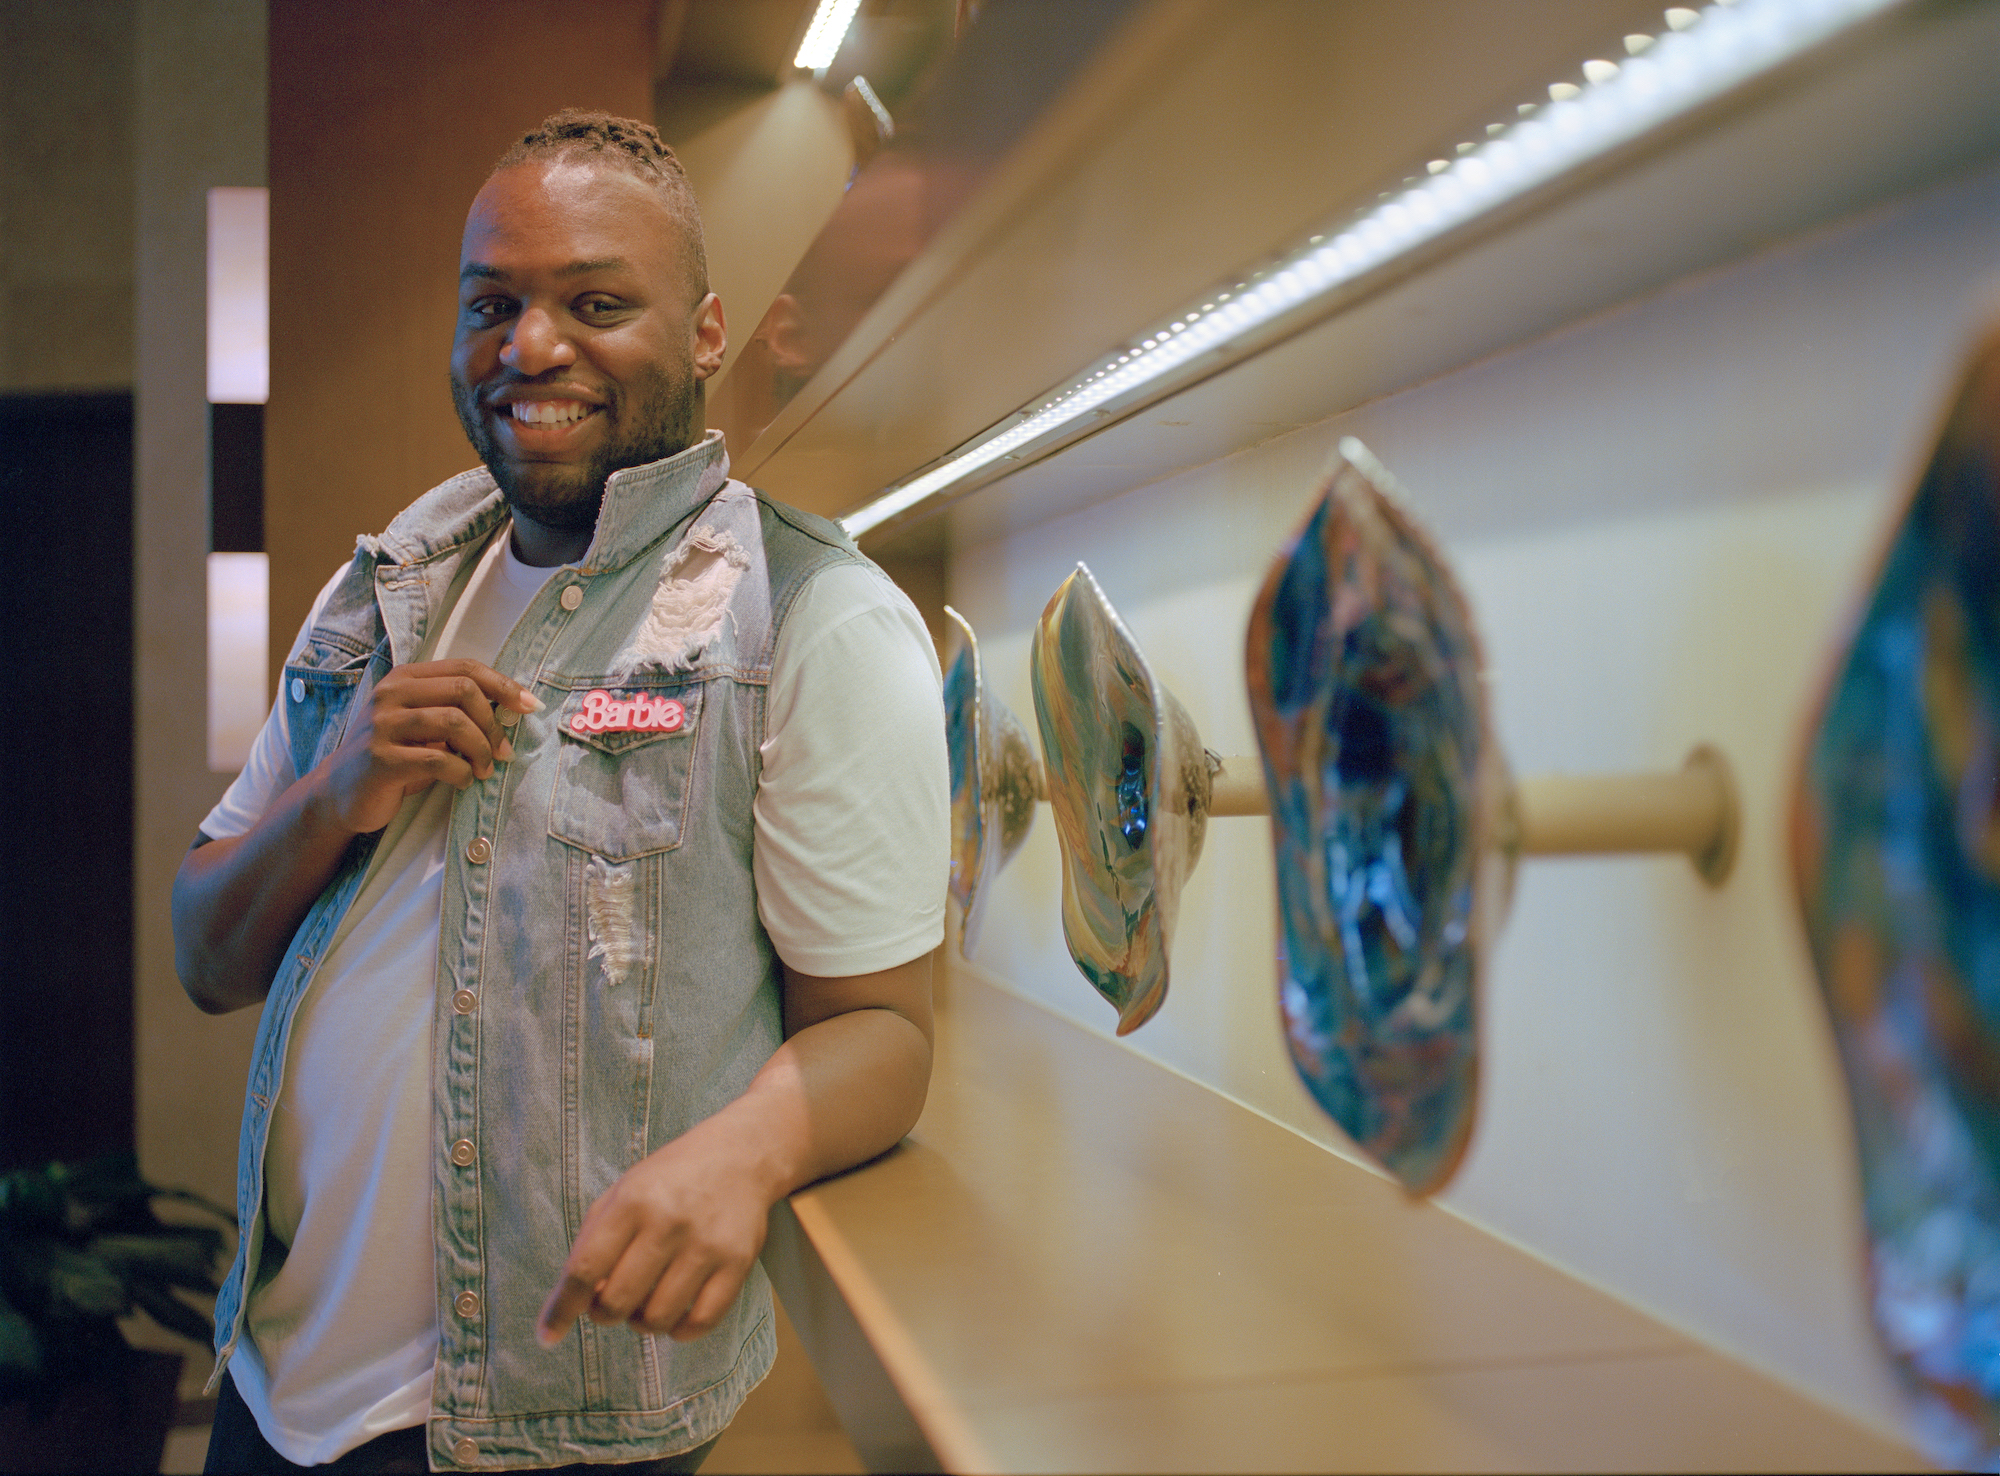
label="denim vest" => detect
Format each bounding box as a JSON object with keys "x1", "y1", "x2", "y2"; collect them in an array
[{"x1": 210, "y1": 434, "x2": 869, "y2": 1469}]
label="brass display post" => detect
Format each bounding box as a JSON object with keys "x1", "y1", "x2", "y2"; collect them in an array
[{"x1": 1191, "y1": 745, "x2": 1740, "y2": 886}]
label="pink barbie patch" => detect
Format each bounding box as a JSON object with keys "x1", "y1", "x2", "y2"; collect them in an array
[{"x1": 569, "y1": 689, "x2": 687, "y2": 736}]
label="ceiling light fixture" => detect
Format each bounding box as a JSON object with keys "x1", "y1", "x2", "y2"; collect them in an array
[
  {"x1": 841, "y1": 0, "x2": 1903, "y2": 539},
  {"x1": 794, "y1": 0, "x2": 863, "y2": 72}
]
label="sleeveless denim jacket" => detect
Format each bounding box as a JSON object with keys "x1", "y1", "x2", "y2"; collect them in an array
[{"x1": 210, "y1": 433, "x2": 870, "y2": 1470}]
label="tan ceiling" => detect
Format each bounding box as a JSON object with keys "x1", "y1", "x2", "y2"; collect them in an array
[{"x1": 656, "y1": 0, "x2": 819, "y2": 87}]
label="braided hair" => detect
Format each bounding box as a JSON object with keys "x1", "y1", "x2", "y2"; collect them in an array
[{"x1": 491, "y1": 109, "x2": 709, "y2": 298}]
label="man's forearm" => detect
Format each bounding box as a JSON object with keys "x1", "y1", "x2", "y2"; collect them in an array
[
  {"x1": 171, "y1": 768, "x2": 362, "y2": 1014},
  {"x1": 708, "y1": 998, "x2": 935, "y2": 1206},
  {"x1": 538, "y1": 952, "x2": 936, "y2": 1344}
]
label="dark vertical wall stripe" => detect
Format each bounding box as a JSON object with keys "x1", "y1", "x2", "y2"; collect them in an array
[
  {"x1": 209, "y1": 401, "x2": 264, "y2": 553},
  {"x1": 0, "y1": 391, "x2": 136, "y2": 1168}
]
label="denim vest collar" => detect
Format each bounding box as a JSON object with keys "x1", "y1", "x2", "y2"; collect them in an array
[{"x1": 364, "y1": 429, "x2": 730, "y2": 577}]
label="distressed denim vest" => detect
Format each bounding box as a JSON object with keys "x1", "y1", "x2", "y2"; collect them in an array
[{"x1": 210, "y1": 433, "x2": 869, "y2": 1470}]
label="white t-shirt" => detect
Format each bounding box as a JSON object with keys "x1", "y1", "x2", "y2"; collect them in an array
[{"x1": 203, "y1": 524, "x2": 946, "y2": 1464}]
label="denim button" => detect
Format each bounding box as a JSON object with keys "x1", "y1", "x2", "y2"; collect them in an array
[
  {"x1": 452, "y1": 989, "x2": 477, "y2": 1015},
  {"x1": 451, "y1": 1138, "x2": 476, "y2": 1167},
  {"x1": 560, "y1": 584, "x2": 584, "y2": 611},
  {"x1": 465, "y1": 836, "x2": 492, "y2": 864},
  {"x1": 289, "y1": 677, "x2": 305, "y2": 703},
  {"x1": 497, "y1": 705, "x2": 521, "y2": 728},
  {"x1": 452, "y1": 1436, "x2": 478, "y2": 1464},
  {"x1": 455, "y1": 1291, "x2": 481, "y2": 1318}
]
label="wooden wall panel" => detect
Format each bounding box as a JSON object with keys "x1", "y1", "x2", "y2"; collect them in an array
[{"x1": 266, "y1": 0, "x2": 656, "y2": 670}]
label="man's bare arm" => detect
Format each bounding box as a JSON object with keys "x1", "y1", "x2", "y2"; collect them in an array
[
  {"x1": 538, "y1": 950, "x2": 935, "y2": 1344},
  {"x1": 172, "y1": 659, "x2": 540, "y2": 1014}
]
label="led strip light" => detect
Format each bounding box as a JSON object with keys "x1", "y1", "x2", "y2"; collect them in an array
[
  {"x1": 841, "y1": 0, "x2": 1904, "y2": 539},
  {"x1": 794, "y1": 0, "x2": 864, "y2": 72}
]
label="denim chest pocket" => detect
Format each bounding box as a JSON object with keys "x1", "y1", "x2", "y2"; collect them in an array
[
  {"x1": 282, "y1": 651, "x2": 372, "y2": 780},
  {"x1": 548, "y1": 686, "x2": 702, "y2": 861}
]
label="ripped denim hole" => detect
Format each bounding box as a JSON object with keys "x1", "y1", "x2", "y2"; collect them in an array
[
  {"x1": 616, "y1": 524, "x2": 748, "y2": 678},
  {"x1": 585, "y1": 855, "x2": 649, "y2": 988}
]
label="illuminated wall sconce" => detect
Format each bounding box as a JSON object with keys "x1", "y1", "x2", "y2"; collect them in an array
[
  {"x1": 206, "y1": 185, "x2": 268, "y2": 773},
  {"x1": 207, "y1": 553, "x2": 268, "y2": 774}
]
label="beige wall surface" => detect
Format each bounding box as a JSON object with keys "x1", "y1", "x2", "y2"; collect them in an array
[
  {"x1": 0, "y1": 0, "x2": 136, "y2": 392},
  {"x1": 135, "y1": 0, "x2": 268, "y2": 1209},
  {"x1": 264, "y1": 0, "x2": 656, "y2": 678},
  {"x1": 660, "y1": 78, "x2": 852, "y2": 380},
  {"x1": 947, "y1": 161, "x2": 2000, "y2": 1443}
]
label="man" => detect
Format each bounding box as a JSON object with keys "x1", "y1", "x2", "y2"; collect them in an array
[{"x1": 173, "y1": 109, "x2": 948, "y2": 1473}]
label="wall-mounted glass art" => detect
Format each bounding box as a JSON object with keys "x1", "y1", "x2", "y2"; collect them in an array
[
  {"x1": 1793, "y1": 324, "x2": 2000, "y2": 1468},
  {"x1": 943, "y1": 606, "x2": 1041, "y2": 956},
  {"x1": 1030, "y1": 564, "x2": 1215, "y2": 1035},
  {"x1": 1245, "y1": 437, "x2": 1509, "y2": 1196}
]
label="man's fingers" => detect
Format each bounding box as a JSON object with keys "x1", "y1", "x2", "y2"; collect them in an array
[
  {"x1": 621, "y1": 1247, "x2": 720, "y2": 1336},
  {"x1": 376, "y1": 706, "x2": 499, "y2": 779},
  {"x1": 378, "y1": 675, "x2": 508, "y2": 765},
  {"x1": 537, "y1": 1194, "x2": 638, "y2": 1346},
  {"x1": 377, "y1": 662, "x2": 541, "y2": 767},
  {"x1": 663, "y1": 1263, "x2": 748, "y2": 1342},
  {"x1": 537, "y1": 1269, "x2": 607, "y2": 1349},
  {"x1": 585, "y1": 1223, "x2": 685, "y2": 1325},
  {"x1": 393, "y1": 659, "x2": 541, "y2": 716}
]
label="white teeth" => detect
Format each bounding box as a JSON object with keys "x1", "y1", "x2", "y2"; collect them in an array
[{"x1": 510, "y1": 400, "x2": 592, "y2": 425}]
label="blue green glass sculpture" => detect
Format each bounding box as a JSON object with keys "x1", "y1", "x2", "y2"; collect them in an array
[
  {"x1": 942, "y1": 606, "x2": 1040, "y2": 956},
  {"x1": 1245, "y1": 438, "x2": 1507, "y2": 1195},
  {"x1": 1030, "y1": 565, "x2": 1215, "y2": 1035},
  {"x1": 1794, "y1": 326, "x2": 2000, "y2": 1467}
]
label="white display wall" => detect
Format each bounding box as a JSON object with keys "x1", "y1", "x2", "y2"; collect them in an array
[{"x1": 946, "y1": 159, "x2": 2000, "y2": 1438}]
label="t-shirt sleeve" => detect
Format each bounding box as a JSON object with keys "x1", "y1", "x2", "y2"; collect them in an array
[
  {"x1": 199, "y1": 564, "x2": 350, "y2": 841},
  {"x1": 753, "y1": 561, "x2": 949, "y2": 977}
]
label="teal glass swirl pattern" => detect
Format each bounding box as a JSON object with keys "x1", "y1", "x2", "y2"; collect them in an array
[
  {"x1": 1245, "y1": 438, "x2": 1503, "y2": 1195},
  {"x1": 942, "y1": 607, "x2": 1039, "y2": 957},
  {"x1": 1030, "y1": 565, "x2": 1213, "y2": 1035},
  {"x1": 1794, "y1": 327, "x2": 2000, "y2": 1468}
]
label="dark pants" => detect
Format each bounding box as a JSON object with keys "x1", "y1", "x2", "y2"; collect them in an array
[{"x1": 204, "y1": 1373, "x2": 719, "y2": 1474}]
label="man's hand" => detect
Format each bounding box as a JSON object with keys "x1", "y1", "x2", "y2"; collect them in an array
[
  {"x1": 173, "y1": 658, "x2": 541, "y2": 1014},
  {"x1": 322, "y1": 659, "x2": 542, "y2": 835},
  {"x1": 537, "y1": 954, "x2": 935, "y2": 1347},
  {"x1": 537, "y1": 1105, "x2": 781, "y2": 1344}
]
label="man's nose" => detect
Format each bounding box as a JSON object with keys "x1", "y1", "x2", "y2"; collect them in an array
[{"x1": 499, "y1": 305, "x2": 576, "y2": 375}]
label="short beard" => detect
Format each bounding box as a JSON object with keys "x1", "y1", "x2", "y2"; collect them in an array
[{"x1": 451, "y1": 358, "x2": 700, "y2": 531}]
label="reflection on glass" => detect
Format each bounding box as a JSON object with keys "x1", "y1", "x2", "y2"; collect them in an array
[
  {"x1": 942, "y1": 607, "x2": 1039, "y2": 956},
  {"x1": 1030, "y1": 565, "x2": 1213, "y2": 1035},
  {"x1": 1794, "y1": 326, "x2": 2000, "y2": 1468},
  {"x1": 705, "y1": 4, "x2": 1148, "y2": 457},
  {"x1": 1245, "y1": 438, "x2": 1504, "y2": 1195}
]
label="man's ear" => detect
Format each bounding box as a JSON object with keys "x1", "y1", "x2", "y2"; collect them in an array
[
  {"x1": 758, "y1": 293, "x2": 811, "y2": 378},
  {"x1": 691, "y1": 292, "x2": 727, "y2": 381}
]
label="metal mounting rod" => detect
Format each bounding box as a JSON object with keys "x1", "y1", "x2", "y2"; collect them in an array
[
  {"x1": 1507, "y1": 743, "x2": 1739, "y2": 886},
  {"x1": 1114, "y1": 744, "x2": 1741, "y2": 886},
  {"x1": 1206, "y1": 761, "x2": 1268, "y2": 817}
]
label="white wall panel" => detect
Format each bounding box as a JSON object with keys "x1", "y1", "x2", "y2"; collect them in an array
[{"x1": 947, "y1": 160, "x2": 2000, "y2": 1437}]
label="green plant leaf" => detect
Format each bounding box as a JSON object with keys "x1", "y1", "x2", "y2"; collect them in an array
[
  {"x1": 0, "y1": 1166, "x2": 64, "y2": 1231},
  {"x1": 45, "y1": 1246, "x2": 127, "y2": 1318},
  {"x1": 129, "y1": 1282, "x2": 213, "y2": 1345},
  {"x1": 151, "y1": 1187, "x2": 235, "y2": 1225},
  {"x1": 90, "y1": 1231, "x2": 222, "y2": 1289},
  {"x1": 0, "y1": 1290, "x2": 42, "y2": 1376}
]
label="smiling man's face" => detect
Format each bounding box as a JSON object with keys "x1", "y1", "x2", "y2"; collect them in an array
[{"x1": 450, "y1": 159, "x2": 725, "y2": 534}]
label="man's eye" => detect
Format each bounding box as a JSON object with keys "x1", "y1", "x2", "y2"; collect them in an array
[
  {"x1": 467, "y1": 298, "x2": 515, "y2": 322},
  {"x1": 577, "y1": 298, "x2": 625, "y2": 319}
]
